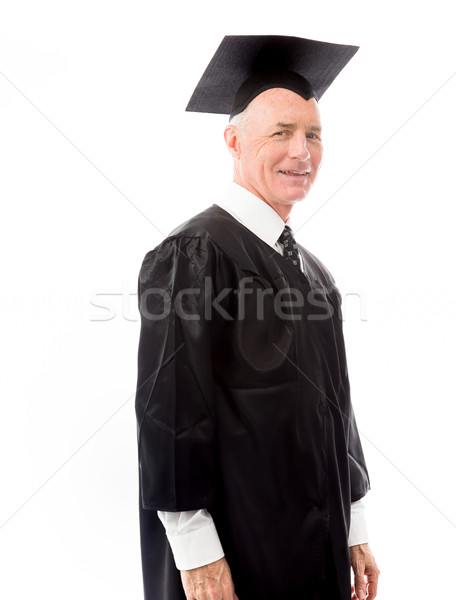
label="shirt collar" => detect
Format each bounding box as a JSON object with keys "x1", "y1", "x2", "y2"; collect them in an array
[{"x1": 216, "y1": 182, "x2": 290, "y2": 250}]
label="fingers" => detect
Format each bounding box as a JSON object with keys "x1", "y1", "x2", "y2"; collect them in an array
[
  {"x1": 350, "y1": 544, "x2": 380, "y2": 600},
  {"x1": 354, "y1": 564, "x2": 380, "y2": 599},
  {"x1": 353, "y1": 565, "x2": 366, "y2": 600},
  {"x1": 366, "y1": 564, "x2": 380, "y2": 599},
  {"x1": 366, "y1": 579, "x2": 378, "y2": 599}
]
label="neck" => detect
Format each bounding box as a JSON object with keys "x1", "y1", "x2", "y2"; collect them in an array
[{"x1": 232, "y1": 178, "x2": 292, "y2": 222}]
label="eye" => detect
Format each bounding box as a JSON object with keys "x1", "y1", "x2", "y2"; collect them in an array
[
  {"x1": 273, "y1": 131, "x2": 288, "y2": 137},
  {"x1": 306, "y1": 132, "x2": 321, "y2": 141}
]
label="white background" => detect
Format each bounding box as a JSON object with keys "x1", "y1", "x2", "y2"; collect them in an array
[{"x1": 0, "y1": 1, "x2": 455, "y2": 598}]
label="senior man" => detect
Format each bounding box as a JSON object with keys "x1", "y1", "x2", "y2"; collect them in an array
[{"x1": 135, "y1": 36, "x2": 379, "y2": 600}]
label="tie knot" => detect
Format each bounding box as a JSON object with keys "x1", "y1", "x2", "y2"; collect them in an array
[{"x1": 278, "y1": 225, "x2": 295, "y2": 245}]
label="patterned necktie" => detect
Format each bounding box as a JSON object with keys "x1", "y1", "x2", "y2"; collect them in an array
[{"x1": 278, "y1": 226, "x2": 301, "y2": 270}]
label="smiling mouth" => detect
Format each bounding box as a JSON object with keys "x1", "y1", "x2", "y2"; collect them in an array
[{"x1": 279, "y1": 170, "x2": 310, "y2": 176}]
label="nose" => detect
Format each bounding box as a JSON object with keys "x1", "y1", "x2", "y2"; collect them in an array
[{"x1": 289, "y1": 134, "x2": 310, "y2": 161}]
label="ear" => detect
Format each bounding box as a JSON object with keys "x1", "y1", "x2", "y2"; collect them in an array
[{"x1": 224, "y1": 125, "x2": 241, "y2": 159}]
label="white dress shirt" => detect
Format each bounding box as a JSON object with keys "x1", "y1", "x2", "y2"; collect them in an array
[{"x1": 158, "y1": 182, "x2": 369, "y2": 571}]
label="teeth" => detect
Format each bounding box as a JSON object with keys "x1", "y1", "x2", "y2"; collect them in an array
[{"x1": 280, "y1": 170, "x2": 308, "y2": 175}]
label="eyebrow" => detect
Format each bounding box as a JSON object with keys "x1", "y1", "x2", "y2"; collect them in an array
[
  {"x1": 276, "y1": 122, "x2": 296, "y2": 129},
  {"x1": 275, "y1": 122, "x2": 322, "y2": 133},
  {"x1": 308, "y1": 125, "x2": 322, "y2": 134}
]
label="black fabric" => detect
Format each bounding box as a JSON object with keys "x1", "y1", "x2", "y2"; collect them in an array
[
  {"x1": 186, "y1": 35, "x2": 359, "y2": 116},
  {"x1": 135, "y1": 205, "x2": 369, "y2": 600},
  {"x1": 321, "y1": 538, "x2": 341, "y2": 600},
  {"x1": 139, "y1": 500, "x2": 186, "y2": 600}
]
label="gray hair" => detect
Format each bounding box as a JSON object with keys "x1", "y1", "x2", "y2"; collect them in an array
[{"x1": 229, "y1": 107, "x2": 250, "y2": 131}]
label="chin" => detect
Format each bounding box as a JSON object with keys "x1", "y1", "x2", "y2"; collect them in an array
[{"x1": 283, "y1": 188, "x2": 310, "y2": 203}]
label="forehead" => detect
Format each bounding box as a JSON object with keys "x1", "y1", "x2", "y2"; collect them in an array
[{"x1": 247, "y1": 88, "x2": 321, "y2": 128}]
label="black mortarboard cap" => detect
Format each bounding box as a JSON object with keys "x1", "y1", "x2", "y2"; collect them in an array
[{"x1": 186, "y1": 35, "x2": 359, "y2": 119}]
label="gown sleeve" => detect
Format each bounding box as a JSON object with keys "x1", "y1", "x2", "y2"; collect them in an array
[
  {"x1": 347, "y1": 403, "x2": 370, "y2": 502},
  {"x1": 332, "y1": 279, "x2": 370, "y2": 503},
  {"x1": 305, "y1": 246, "x2": 371, "y2": 504},
  {"x1": 135, "y1": 235, "x2": 218, "y2": 511}
]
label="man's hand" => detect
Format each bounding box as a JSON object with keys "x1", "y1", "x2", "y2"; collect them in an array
[
  {"x1": 350, "y1": 543, "x2": 380, "y2": 599},
  {"x1": 180, "y1": 557, "x2": 239, "y2": 600}
]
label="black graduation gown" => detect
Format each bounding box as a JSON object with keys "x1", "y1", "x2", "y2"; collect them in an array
[{"x1": 135, "y1": 205, "x2": 370, "y2": 600}]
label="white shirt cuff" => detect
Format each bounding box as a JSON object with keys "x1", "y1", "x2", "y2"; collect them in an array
[
  {"x1": 157, "y1": 509, "x2": 225, "y2": 571},
  {"x1": 348, "y1": 499, "x2": 369, "y2": 546},
  {"x1": 158, "y1": 499, "x2": 368, "y2": 569}
]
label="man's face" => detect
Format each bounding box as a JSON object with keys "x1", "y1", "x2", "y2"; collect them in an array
[{"x1": 229, "y1": 88, "x2": 323, "y2": 218}]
